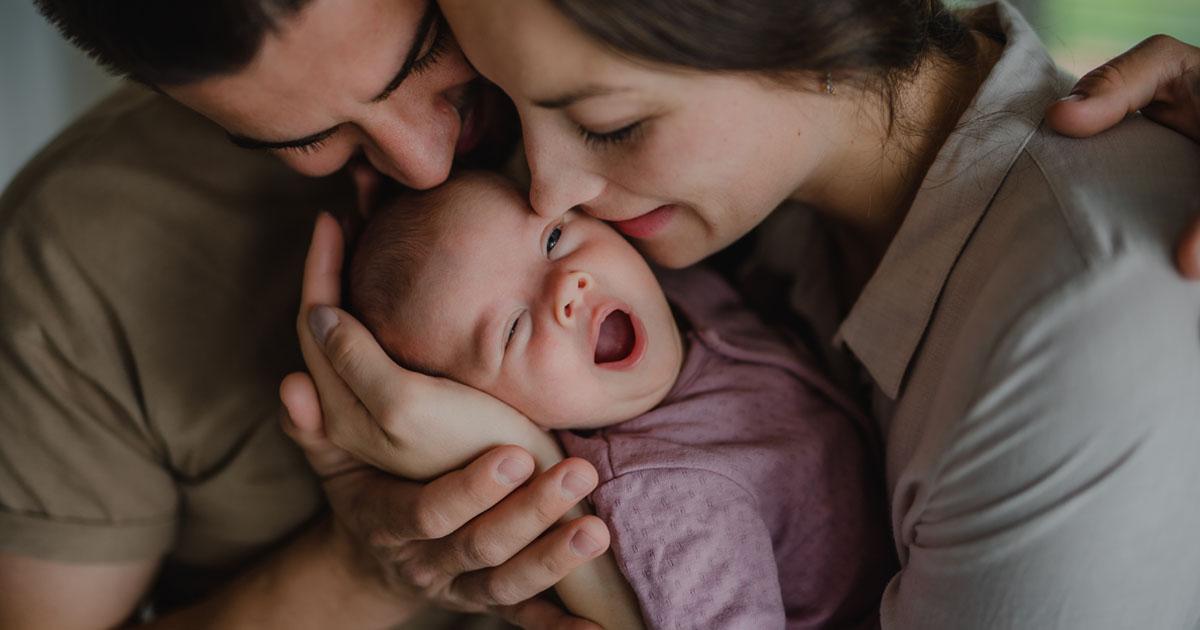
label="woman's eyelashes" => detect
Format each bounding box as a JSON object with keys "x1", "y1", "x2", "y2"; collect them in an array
[{"x1": 577, "y1": 120, "x2": 644, "y2": 149}]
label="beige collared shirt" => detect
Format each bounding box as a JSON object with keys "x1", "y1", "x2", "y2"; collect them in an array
[{"x1": 751, "y1": 3, "x2": 1200, "y2": 628}]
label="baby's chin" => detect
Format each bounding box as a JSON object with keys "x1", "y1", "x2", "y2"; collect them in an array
[{"x1": 526, "y1": 387, "x2": 673, "y2": 432}]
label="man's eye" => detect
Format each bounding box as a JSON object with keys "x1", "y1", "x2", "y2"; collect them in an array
[
  {"x1": 411, "y1": 14, "x2": 449, "y2": 75},
  {"x1": 546, "y1": 225, "x2": 562, "y2": 256}
]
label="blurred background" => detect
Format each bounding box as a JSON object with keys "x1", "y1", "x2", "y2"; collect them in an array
[{"x1": 1, "y1": 0, "x2": 1198, "y2": 190}]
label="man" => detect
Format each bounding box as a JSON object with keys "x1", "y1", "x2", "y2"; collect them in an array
[{"x1": 1, "y1": 0, "x2": 1198, "y2": 627}]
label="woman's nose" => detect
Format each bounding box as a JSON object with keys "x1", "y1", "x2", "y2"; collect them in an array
[
  {"x1": 553, "y1": 270, "x2": 594, "y2": 327},
  {"x1": 525, "y1": 130, "x2": 605, "y2": 218}
]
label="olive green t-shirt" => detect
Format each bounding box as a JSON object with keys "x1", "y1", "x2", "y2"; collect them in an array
[{"x1": 0, "y1": 84, "x2": 341, "y2": 596}]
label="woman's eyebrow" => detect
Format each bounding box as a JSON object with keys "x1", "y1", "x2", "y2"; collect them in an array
[
  {"x1": 534, "y1": 85, "x2": 631, "y2": 109},
  {"x1": 225, "y1": 0, "x2": 440, "y2": 151}
]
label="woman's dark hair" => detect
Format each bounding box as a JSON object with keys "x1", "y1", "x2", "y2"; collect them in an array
[
  {"x1": 34, "y1": 0, "x2": 313, "y2": 85},
  {"x1": 551, "y1": 0, "x2": 979, "y2": 92}
]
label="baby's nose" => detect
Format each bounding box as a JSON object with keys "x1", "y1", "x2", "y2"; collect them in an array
[{"x1": 553, "y1": 270, "x2": 593, "y2": 327}]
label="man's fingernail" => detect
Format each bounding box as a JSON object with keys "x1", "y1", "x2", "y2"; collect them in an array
[
  {"x1": 495, "y1": 457, "x2": 532, "y2": 486},
  {"x1": 308, "y1": 306, "x2": 338, "y2": 346},
  {"x1": 1061, "y1": 92, "x2": 1087, "y2": 102},
  {"x1": 560, "y1": 472, "x2": 592, "y2": 500},
  {"x1": 570, "y1": 529, "x2": 603, "y2": 557}
]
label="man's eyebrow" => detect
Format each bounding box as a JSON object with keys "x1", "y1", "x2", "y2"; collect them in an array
[
  {"x1": 370, "y1": 0, "x2": 441, "y2": 104},
  {"x1": 224, "y1": 1, "x2": 439, "y2": 151},
  {"x1": 533, "y1": 85, "x2": 631, "y2": 109}
]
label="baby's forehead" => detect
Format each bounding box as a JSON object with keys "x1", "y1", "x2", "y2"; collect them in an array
[{"x1": 396, "y1": 176, "x2": 535, "y2": 369}]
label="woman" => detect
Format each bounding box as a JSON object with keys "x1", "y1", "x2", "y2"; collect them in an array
[{"x1": 291, "y1": 0, "x2": 1200, "y2": 627}]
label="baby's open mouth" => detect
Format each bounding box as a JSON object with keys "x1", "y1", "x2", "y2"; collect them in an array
[{"x1": 594, "y1": 310, "x2": 636, "y2": 364}]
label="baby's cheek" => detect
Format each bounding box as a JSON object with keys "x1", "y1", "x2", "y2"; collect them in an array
[{"x1": 521, "y1": 347, "x2": 596, "y2": 423}]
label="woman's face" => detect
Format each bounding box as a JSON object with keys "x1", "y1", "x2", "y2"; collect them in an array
[
  {"x1": 165, "y1": 0, "x2": 510, "y2": 189},
  {"x1": 441, "y1": 0, "x2": 840, "y2": 268}
]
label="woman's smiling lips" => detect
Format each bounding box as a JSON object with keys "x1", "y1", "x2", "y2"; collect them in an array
[
  {"x1": 611, "y1": 204, "x2": 677, "y2": 240},
  {"x1": 589, "y1": 303, "x2": 647, "y2": 370}
]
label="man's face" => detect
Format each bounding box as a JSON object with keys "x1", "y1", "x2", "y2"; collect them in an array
[
  {"x1": 389, "y1": 174, "x2": 683, "y2": 429},
  {"x1": 164, "y1": 0, "x2": 509, "y2": 189}
]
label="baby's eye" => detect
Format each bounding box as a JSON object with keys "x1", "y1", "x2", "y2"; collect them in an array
[
  {"x1": 546, "y1": 225, "x2": 563, "y2": 256},
  {"x1": 505, "y1": 315, "x2": 520, "y2": 349}
]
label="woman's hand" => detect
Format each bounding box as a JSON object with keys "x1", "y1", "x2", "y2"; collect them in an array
[
  {"x1": 1044, "y1": 35, "x2": 1200, "y2": 278},
  {"x1": 281, "y1": 213, "x2": 607, "y2": 628}
]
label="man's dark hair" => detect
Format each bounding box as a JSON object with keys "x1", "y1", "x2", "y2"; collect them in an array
[{"x1": 34, "y1": 0, "x2": 313, "y2": 85}]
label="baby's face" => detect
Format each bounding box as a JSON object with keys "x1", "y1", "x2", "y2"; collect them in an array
[{"x1": 393, "y1": 177, "x2": 683, "y2": 429}]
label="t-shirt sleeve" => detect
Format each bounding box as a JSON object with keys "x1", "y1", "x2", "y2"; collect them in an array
[
  {"x1": 882, "y1": 257, "x2": 1200, "y2": 629},
  {"x1": 0, "y1": 210, "x2": 177, "y2": 562},
  {"x1": 590, "y1": 467, "x2": 786, "y2": 630}
]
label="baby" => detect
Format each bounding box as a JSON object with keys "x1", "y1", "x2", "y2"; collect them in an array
[{"x1": 349, "y1": 171, "x2": 894, "y2": 629}]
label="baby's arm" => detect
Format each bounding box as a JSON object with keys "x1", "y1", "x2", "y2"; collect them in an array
[
  {"x1": 361, "y1": 372, "x2": 644, "y2": 630},
  {"x1": 591, "y1": 468, "x2": 790, "y2": 629}
]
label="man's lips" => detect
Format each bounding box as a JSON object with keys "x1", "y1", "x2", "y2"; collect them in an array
[
  {"x1": 590, "y1": 304, "x2": 646, "y2": 369},
  {"x1": 611, "y1": 205, "x2": 677, "y2": 240},
  {"x1": 454, "y1": 93, "x2": 482, "y2": 156}
]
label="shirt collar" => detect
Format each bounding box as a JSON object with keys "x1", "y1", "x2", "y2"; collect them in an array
[{"x1": 834, "y1": 1, "x2": 1068, "y2": 399}]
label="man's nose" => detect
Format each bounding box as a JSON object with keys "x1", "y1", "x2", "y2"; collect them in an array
[
  {"x1": 552, "y1": 270, "x2": 594, "y2": 328},
  {"x1": 360, "y1": 111, "x2": 454, "y2": 190}
]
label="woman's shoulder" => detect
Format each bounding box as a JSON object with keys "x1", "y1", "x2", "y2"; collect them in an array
[{"x1": 1014, "y1": 113, "x2": 1200, "y2": 266}]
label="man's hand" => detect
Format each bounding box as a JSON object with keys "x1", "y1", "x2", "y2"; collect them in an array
[
  {"x1": 1046, "y1": 35, "x2": 1200, "y2": 141},
  {"x1": 281, "y1": 213, "x2": 606, "y2": 628},
  {"x1": 1046, "y1": 35, "x2": 1200, "y2": 279}
]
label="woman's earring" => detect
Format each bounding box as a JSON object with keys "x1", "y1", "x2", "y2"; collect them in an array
[{"x1": 825, "y1": 72, "x2": 835, "y2": 96}]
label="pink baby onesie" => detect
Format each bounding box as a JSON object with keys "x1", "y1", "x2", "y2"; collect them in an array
[{"x1": 558, "y1": 266, "x2": 895, "y2": 630}]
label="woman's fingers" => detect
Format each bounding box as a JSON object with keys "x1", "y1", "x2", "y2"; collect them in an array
[
  {"x1": 451, "y1": 514, "x2": 610, "y2": 608},
  {"x1": 1046, "y1": 35, "x2": 1200, "y2": 141}
]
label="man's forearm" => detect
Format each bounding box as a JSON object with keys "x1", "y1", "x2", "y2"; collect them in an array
[{"x1": 142, "y1": 517, "x2": 419, "y2": 630}]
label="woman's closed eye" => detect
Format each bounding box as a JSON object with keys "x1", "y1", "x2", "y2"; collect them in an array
[{"x1": 577, "y1": 120, "x2": 644, "y2": 149}]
